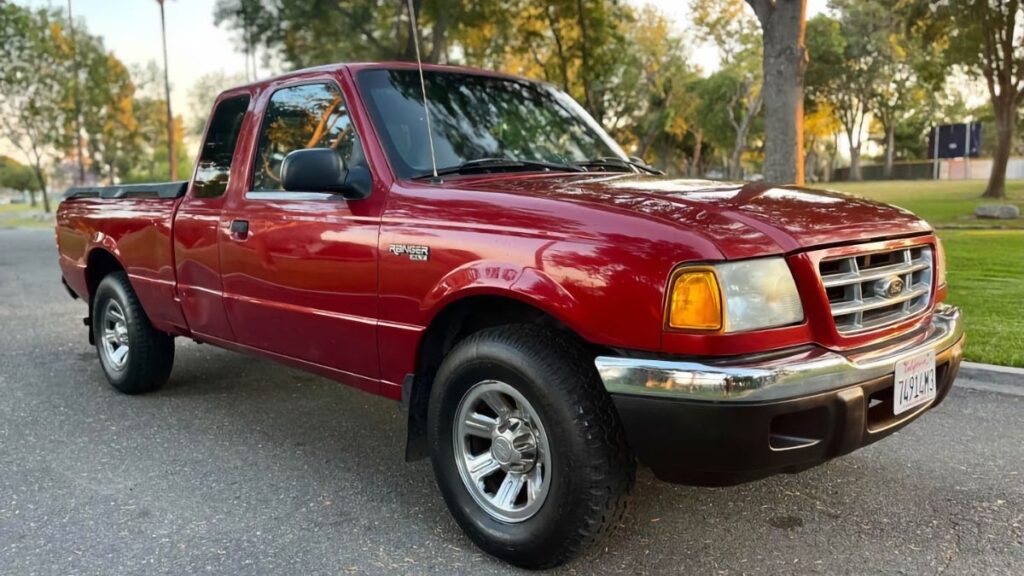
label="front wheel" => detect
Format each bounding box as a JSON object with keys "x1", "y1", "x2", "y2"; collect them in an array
[
  {"x1": 428, "y1": 325, "x2": 635, "y2": 569},
  {"x1": 91, "y1": 272, "x2": 174, "y2": 394}
]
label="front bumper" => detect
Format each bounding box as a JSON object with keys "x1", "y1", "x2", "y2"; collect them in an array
[{"x1": 596, "y1": 304, "x2": 964, "y2": 486}]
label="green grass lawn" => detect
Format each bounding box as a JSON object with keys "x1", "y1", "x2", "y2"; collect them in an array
[
  {"x1": 824, "y1": 179, "x2": 1024, "y2": 229},
  {"x1": 0, "y1": 203, "x2": 54, "y2": 228},
  {"x1": 822, "y1": 180, "x2": 1023, "y2": 367},
  {"x1": 937, "y1": 230, "x2": 1024, "y2": 367},
  {"x1": 0, "y1": 202, "x2": 32, "y2": 214}
]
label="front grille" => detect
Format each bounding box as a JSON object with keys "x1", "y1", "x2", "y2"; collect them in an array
[{"x1": 819, "y1": 244, "x2": 933, "y2": 334}]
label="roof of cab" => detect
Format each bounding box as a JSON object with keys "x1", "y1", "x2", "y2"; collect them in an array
[{"x1": 221, "y1": 61, "x2": 528, "y2": 95}]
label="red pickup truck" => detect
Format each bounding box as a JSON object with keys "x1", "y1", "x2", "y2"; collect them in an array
[{"x1": 57, "y1": 62, "x2": 964, "y2": 568}]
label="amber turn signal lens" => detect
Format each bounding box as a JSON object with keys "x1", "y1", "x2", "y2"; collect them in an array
[{"x1": 668, "y1": 269, "x2": 722, "y2": 330}]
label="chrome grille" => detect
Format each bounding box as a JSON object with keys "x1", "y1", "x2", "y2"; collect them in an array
[{"x1": 819, "y1": 244, "x2": 933, "y2": 334}]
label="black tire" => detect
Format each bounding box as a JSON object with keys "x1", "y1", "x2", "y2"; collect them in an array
[
  {"x1": 428, "y1": 325, "x2": 635, "y2": 569},
  {"x1": 91, "y1": 271, "x2": 174, "y2": 394}
]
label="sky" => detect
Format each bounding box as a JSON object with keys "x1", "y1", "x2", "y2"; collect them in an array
[{"x1": 19, "y1": 0, "x2": 830, "y2": 128}]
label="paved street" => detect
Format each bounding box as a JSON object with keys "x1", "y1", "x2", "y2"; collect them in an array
[{"x1": 1, "y1": 227, "x2": 1022, "y2": 575}]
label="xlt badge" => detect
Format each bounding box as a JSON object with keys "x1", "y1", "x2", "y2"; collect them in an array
[{"x1": 389, "y1": 244, "x2": 430, "y2": 261}]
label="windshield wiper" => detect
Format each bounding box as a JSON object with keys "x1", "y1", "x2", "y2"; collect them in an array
[
  {"x1": 412, "y1": 157, "x2": 586, "y2": 180},
  {"x1": 574, "y1": 157, "x2": 664, "y2": 175}
]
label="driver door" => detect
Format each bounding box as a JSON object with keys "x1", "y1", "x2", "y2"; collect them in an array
[{"x1": 218, "y1": 78, "x2": 384, "y2": 386}]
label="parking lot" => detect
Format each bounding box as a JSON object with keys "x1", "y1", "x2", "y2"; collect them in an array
[{"x1": 1, "y1": 227, "x2": 1022, "y2": 575}]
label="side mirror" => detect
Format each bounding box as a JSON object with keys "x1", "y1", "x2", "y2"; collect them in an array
[{"x1": 280, "y1": 148, "x2": 370, "y2": 199}]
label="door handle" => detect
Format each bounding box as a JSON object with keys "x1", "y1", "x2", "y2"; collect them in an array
[{"x1": 229, "y1": 219, "x2": 249, "y2": 240}]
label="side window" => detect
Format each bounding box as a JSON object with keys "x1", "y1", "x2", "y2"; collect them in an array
[
  {"x1": 251, "y1": 83, "x2": 362, "y2": 192},
  {"x1": 192, "y1": 95, "x2": 249, "y2": 199}
]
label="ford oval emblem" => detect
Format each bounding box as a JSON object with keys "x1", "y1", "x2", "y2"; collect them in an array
[{"x1": 876, "y1": 276, "x2": 906, "y2": 298}]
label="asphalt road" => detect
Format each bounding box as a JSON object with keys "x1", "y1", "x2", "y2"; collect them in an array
[{"x1": 1, "y1": 227, "x2": 1022, "y2": 576}]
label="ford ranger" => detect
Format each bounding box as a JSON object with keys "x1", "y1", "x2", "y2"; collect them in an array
[{"x1": 56, "y1": 62, "x2": 964, "y2": 569}]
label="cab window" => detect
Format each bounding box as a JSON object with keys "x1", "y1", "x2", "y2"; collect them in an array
[
  {"x1": 251, "y1": 82, "x2": 363, "y2": 191},
  {"x1": 192, "y1": 95, "x2": 249, "y2": 199}
]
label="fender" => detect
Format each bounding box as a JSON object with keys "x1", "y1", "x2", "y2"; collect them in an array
[
  {"x1": 82, "y1": 235, "x2": 189, "y2": 337},
  {"x1": 377, "y1": 260, "x2": 585, "y2": 396},
  {"x1": 422, "y1": 260, "x2": 581, "y2": 334}
]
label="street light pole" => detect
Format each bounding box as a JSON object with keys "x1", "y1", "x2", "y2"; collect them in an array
[{"x1": 157, "y1": 0, "x2": 177, "y2": 180}]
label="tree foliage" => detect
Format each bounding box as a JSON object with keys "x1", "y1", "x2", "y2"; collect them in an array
[
  {"x1": 903, "y1": 0, "x2": 1024, "y2": 198},
  {"x1": 0, "y1": 4, "x2": 68, "y2": 212},
  {"x1": 0, "y1": 156, "x2": 40, "y2": 193},
  {"x1": 0, "y1": 4, "x2": 193, "y2": 204},
  {"x1": 693, "y1": 0, "x2": 763, "y2": 179}
]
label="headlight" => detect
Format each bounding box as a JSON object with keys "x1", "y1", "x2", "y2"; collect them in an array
[
  {"x1": 935, "y1": 237, "x2": 947, "y2": 287},
  {"x1": 667, "y1": 258, "x2": 804, "y2": 333}
]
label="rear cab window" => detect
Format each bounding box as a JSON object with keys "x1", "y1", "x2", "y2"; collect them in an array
[{"x1": 192, "y1": 95, "x2": 250, "y2": 199}]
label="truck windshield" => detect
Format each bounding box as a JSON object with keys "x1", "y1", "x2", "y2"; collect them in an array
[{"x1": 356, "y1": 69, "x2": 628, "y2": 180}]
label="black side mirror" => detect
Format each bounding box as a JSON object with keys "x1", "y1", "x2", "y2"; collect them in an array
[{"x1": 281, "y1": 148, "x2": 371, "y2": 199}]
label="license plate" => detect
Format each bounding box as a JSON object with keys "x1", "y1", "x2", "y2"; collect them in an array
[{"x1": 893, "y1": 350, "x2": 937, "y2": 415}]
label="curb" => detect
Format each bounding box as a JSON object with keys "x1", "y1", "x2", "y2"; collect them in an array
[{"x1": 957, "y1": 361, "x2": 1024, "y2": 397}]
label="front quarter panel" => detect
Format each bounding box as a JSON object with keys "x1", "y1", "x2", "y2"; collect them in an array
[{"x1": 375, "y1": 181, "x2": 724, "y2": 387}]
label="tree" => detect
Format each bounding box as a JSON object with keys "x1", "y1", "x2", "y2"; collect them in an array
[
  {"x1": 905, "y1": 0, "x2": 1024, "y2": 199},
  {"x1": 824, "y1": 1, "x2": 944, "y2": 180},
  {"x1": 590, "y1": 6, "x2": 700, "y2": 173},
  {"x1": 693, "y1": 0, "x2": 763, "y2": 179},
  {"x1": 804, "y1": 10, "x2": 879, "y2": 181},
  {"x1": 0, "y1": 4, "x2": 70, "y2": 213},
  {"x1": 212, "y1": 0, "x2": 425, "y2": 66},
  {"x1": 744, "y1": 0, "x2": 807, "y2": 185},
  {"x1": 69, "y1": 30, "x2": 142, "y2": 185},
  {"x1": 0, "y1": 156, "x2": 41, "y2": 199},
  {"x1": 803, "y1": 101, "x2": 840, "y2": 181},
  {"x1": 187, "y1": 70, "x2": 248, "y2": 135}
]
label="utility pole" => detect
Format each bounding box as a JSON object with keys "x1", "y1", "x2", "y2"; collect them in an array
[
  {"x1": 67, "y1": 0, "x2": 85, "y2": 185},
  {"x1": 157, "y1": 0, "x2": 177, "y2": 180}
]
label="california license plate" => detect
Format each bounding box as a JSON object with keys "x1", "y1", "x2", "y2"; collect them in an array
[{"x1": 893, "y1": 350, "x2": 937, "y2": 415}]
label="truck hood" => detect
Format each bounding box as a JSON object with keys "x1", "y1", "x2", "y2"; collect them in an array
[{"x1": 458, "y1": 174, "x2": 932, "y2": 259}]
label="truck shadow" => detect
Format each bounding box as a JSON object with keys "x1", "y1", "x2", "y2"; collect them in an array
[{"x1": 124, "y1": 341, "x2": 986, "y2": 575}]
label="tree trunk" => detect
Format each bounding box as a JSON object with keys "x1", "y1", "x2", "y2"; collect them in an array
[
  {"x1": 576, "y1": 0, "x2": 597, "y2": 119},
  {"x1": 427, "y1": 0, "x2": 447, "y2": 63},
  {"x1": 32, "y1": 165, "x2": 50, "y2": 214},
  {"x1": 728, "y1": 92, "x2": 763, "y2": 180},
  {"x1": 883, "y1": 123, "x2": 895, "y2": 179},
  {"x1": 729, "y1": 137, "x2": 745, "y2": 180},
  {"x1": 691, "y1": 130, "x2": 704, "y2": 177},
  {"x1": 804, "y1": 147, "x2": 817, "y2": 182},
  {"x1": 747, "y1": 0, "x2": 807, "y2": 185},
  {"x1": 984, "y1": 99, "x2": 1013, "y2": 199},
  {"x1": 849, "y1": 142, "x2": 862, "y2": 182}
]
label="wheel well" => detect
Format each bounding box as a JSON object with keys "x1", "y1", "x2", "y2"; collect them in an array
[
  {"x1": 404, "y1": 295, "x2": 587, "y2": 461},
  {"x1": 85, "y1": 249, "x2": 124, "y2": 306}
]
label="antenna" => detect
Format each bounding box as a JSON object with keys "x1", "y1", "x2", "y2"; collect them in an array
[{"x1": 406, "y1": 0, "x2": 438, "y2": 179}]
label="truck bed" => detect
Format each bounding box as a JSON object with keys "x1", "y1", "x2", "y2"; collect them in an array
[{"x1": 56, "y1": 185, "x2": 189, "y2": 336}]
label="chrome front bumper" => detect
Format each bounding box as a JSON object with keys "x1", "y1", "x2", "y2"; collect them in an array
[{"x1": 595, "y1": 304, "x2": 963, "y2": 402}]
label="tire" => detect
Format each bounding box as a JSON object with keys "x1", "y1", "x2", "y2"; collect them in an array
[
  {"x1": 428, "y1": 325, "x2": 635, "y2": 569},
  {"x1": 91, "y1": 271, "x2": 174, "y2": 394}
]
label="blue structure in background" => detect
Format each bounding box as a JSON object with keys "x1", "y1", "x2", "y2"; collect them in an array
[{"x1": 928, "y1": 123, "x2": 982, "y2": 159}]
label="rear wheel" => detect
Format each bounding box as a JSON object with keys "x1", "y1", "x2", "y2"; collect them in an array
[
  {"x1": 91, "y1": 272, "x2": 174, "y2": 394},
  {"x1": 428, "y1": 325, "x2": 634, "y2": 569}
]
